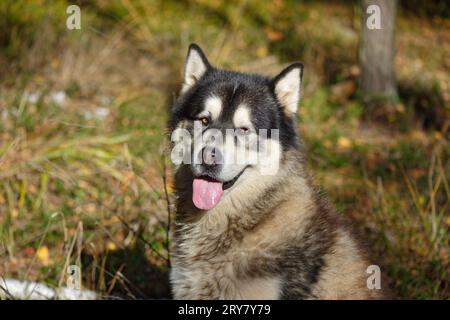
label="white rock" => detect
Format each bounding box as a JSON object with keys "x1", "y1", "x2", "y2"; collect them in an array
[{"x1": 0, "y1": 278, "x2": 97, "y2": 300}]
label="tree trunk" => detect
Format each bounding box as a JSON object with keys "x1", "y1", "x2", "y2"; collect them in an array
[{"x1": 359, "y1": 0, "x2": 398, "y2": 102}]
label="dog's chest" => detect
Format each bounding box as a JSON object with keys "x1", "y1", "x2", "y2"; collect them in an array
[{"x1": 171, "y1": 229, "x2": 281, "y2": 299}]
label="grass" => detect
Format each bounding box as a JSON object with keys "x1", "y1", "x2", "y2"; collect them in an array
[{"x1": 0, "y1": 0, "x2": 449, "y2": 299}]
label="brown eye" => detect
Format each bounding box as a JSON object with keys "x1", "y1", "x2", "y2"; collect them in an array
[{"x1": 200, "y1": 117, "x2": 209, "y2": 126}]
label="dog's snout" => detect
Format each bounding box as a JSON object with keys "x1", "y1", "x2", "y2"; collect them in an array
[{"x1": 202, "y1": 146, "x2": 223, "y2": 166}]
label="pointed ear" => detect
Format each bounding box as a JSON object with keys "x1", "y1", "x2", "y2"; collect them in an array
[
  {"x1": 271, "y1": 63, "x2": 303, "y2": 114},
  {"x1": 181, "y1": 44, "x2": 211, "y2": 94}
]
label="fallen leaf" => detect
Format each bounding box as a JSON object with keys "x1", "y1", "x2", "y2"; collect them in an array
[
  {"x1": 256, "y1": 47, "x2": 268, "y2": 58},
  {"x1": 107, "y1": 241, "x2": 117, "y2": 251},
  {"x1": 36, "y1": 246, "x2": 50, "y2": 266},
  {"x1": 433, "y1": 131, "x2": 442, "y2": 140},
  {"x1": 103, "y1": 215, "x2": 120, "y2": 226},
  {"x1": 337, "y1": 137, "x2": 352, "y2": 150},
  {"x1": 445, "y1": 216, "x2": 450, "y2": 226},
  {"x1": 410, "y1": 168, "x2": 426, "y2": 179},
  {"x1": 349, "y1": 65, "x2": 360, "y2": 77},
  {"x1": 24, "y1": 247, "x2": 35, "y2": 256},
  {"x1": 11, "y1": 209, "x2": 19, "y2": 218},
  {"x1": 264, "y1": 27, "x2": 284, "y2": 41}
]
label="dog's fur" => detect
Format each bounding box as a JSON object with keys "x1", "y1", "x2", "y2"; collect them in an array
[{"x1": 169, "y1": 44, "x2": 388, "y2": 299}]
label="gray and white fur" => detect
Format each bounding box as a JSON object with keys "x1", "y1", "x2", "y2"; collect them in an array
[{"x1": 169, "y1": 44, "x2": 389, "y2": 299}]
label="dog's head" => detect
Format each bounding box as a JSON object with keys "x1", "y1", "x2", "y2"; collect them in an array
[{"x1": 170, "y1": 44, "x2": 303, "y2": 210}]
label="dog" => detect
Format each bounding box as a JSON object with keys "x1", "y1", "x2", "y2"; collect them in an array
[{"x1": 168, "y1": 43, "x2": 388, "y2": 299}]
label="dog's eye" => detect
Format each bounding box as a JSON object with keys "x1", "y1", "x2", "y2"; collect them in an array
[{"x1": 199, "y1": 117, "x2": 209, "y2": 126}]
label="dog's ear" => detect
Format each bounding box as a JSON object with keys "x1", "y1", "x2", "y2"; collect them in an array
[
  {"x1": 181, "y1": 43, "x2": 211, "y2": 94},
  {"x1": 271, "y1": 63, "x2": 303, "y2": 114}
]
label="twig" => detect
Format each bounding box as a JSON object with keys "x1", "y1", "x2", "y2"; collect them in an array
[
  {"x1": 161, "y1": 157, "x2": 172, "y2": 268},
  {"x1": 116, "y1": 215, "x2": 169, "y2": 264},
  {"x1": 0, "y1": 277, "x2": 15, "y2": 300}
]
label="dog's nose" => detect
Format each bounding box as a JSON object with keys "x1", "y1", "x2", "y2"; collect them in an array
[{"x1": 201, "y1": 147, "x2": 223, "y2": 167}]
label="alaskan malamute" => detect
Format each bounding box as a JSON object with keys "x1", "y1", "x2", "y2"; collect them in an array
[{"x1": 169, "y1": 44, "x2": 388, "y2": 299}]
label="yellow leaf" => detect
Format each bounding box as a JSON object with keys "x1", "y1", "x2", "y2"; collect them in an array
[
  {"x1": 445, "y1": 217, "x2": 450, "y2": 226},
  {"x1": 103, "y1": 215, "x2": 120, "y2": 226},
  {"x1": 107, "y1": 241, "x2": 117, "y2": 251},
  {"x1": 256, "y1": 47, "x2": 268, "y2": 58},
  {"x1": 337, "y1": 137, "x2": 352, "y2": 150},
  {"x1": 11, "y1": 209, "x2": 19, "y2": 218},
  {"x1": 418, "y1": 196, "x2": 426, "y2": 206},
  {"x1": 36, "y1": 246, "x2": 50, "y2": 266},
  {"x1": 166, "y1": 182, "x2": 175, "y2": 194},
  {"x1": 433, "y1": 131, "x2": 442, "y2": 140}
]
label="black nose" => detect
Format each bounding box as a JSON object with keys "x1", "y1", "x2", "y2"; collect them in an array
[{"x1": 201, "y1": 147, "x2": 223, "y2": 166}]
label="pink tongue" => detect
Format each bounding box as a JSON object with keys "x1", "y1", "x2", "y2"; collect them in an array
[{"x1": 192, "y1": 178, "x2": 224, "y2": 210}]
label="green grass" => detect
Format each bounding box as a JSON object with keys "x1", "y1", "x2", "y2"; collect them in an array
[{"x1": 0, "y1": 0, "x2": 449, "y2": 299}]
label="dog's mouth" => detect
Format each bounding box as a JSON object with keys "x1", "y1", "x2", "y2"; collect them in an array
[{"x1": 192, "y1": 168, "x2": 247, "y2": 211}]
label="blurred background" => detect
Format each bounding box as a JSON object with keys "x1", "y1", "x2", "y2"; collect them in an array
[{"x1": 0, "y1": 0, "x2": 448, "y2": 299}]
